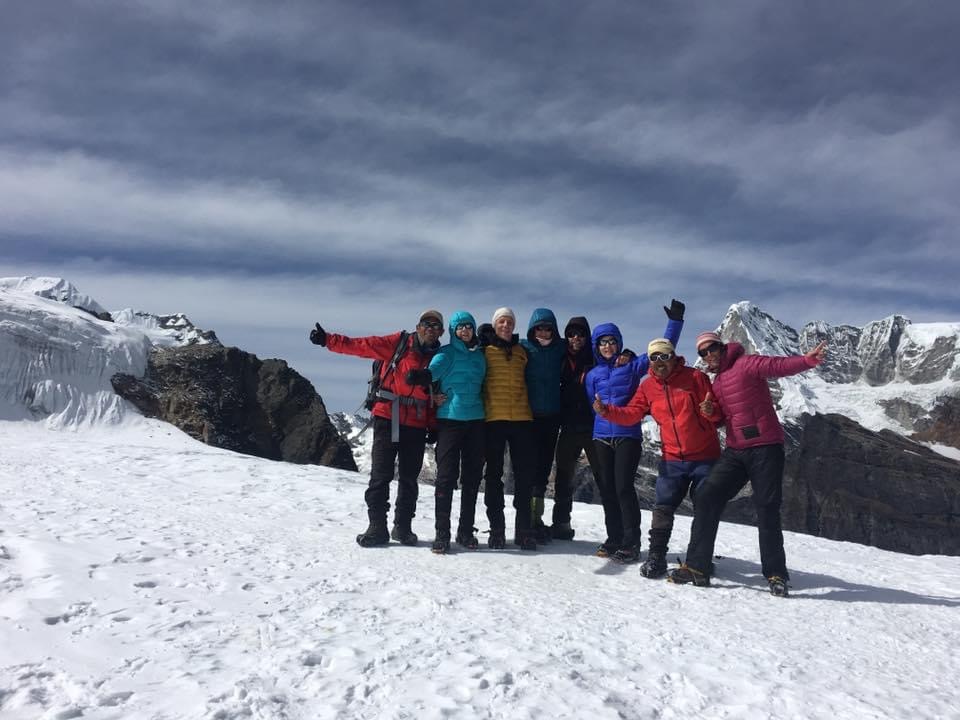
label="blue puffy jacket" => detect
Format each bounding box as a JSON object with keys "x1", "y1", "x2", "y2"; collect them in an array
[
  {"x1": 521, "y1": 307, "x2": 566, "y2": 417},
  {"x1": 585, "y1": 318, "x2": 683, "y2": 439},
  {"x1": 428, "y1": 310, "x2": 487, "y2": 421}
]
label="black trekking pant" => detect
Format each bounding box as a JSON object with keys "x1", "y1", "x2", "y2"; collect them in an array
[
  {"x1": 593, "y1": 437, "x2": 644, "y2": 548},
  {"x1": 434, "y1": 419, "x2": 485, "y2": 537},
  {"x1": 531, "y1": 415, "x2": 561, "y2": 498},
  {"x1": 684, "y1": 444, "x2": 787, "y2": 579},
  {"x1": 366, "y1": 416, "x2": 427, "y2": 524},
  {"x1": 552, "y1": 428, "x2": 600, "y2": 526},
  {"x1": 484, "y1": 420, "x2": 534, "y2": 536}
]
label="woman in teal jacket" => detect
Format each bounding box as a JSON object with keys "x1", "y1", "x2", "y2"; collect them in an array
[{"x1": 417, "y1": 311, "x2": 487, "y2": 553}]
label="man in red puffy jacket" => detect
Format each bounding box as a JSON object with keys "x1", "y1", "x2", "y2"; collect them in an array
[
  {"x1": 310, "y1": 311, "x2": 442, "y2": 547},
  {"x1": 593, "y1": 338, "x2": 721, "y2": 578},
  {"x1": 668, "y1": 331, "x2": 826, "y2": 597}
]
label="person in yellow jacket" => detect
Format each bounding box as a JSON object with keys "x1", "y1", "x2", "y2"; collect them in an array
[{"x1": 478, "y1": 307, "x2": 537, "y2": 551}]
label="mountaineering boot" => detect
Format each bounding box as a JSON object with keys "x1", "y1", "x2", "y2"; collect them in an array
[
  {"x1": 431, "y1": 532, "x2": 451, "y2": 555},
  {"x1": 530, "y1": 497, "x2": 551, "y2": 543},
  {"x1": 518, "y1": 532, "x2": 538, "y2": 552},
  {"x1": 550, "y1": 522, "x2": 575, "y2": 541},
  {"x1": 455, "y1": 527, "x2": 480, "y2": 550},
  {"x1": 667, "y1": 563, "x2": 710, "y2": 587},
  {"x1": 356, "y1": 517, "x2": 389, "y2": 548},
  {"x1": 390, "y1": 519, "x2": 418, "y2": 546},
  {"x1": 767, "y1": 576, "x2": 789, "y2": 597},
  {"x1": 640, "y1": 552, "x2": 667, "y2": 579},
  {"x1": 595, "y1": 539, "x2": 618, "y2": 558},
  {"x1": 613, "y1": 545, "x2": 640, "y2": 564},
  {"x1": 488, "y1": 527, "x2": 507, "y2": 550}
]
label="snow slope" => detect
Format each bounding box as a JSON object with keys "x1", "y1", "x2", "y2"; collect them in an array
[{"x1": 1, "y1": 420, "x2": 958, "y2": 720}]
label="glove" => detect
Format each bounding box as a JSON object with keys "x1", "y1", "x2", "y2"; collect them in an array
[
  {"x1": 405, "y1": 369, "x2": 433, "y2": 389},
  {"x1": 425, "y1": 429, "x2": 438, "y2": 445},
  {"x1": 309, "y1": 323, "x2": 327, "y2": 346},
  {"x1": 664, "y1": 299, "x2": 685, "y2": 322}
]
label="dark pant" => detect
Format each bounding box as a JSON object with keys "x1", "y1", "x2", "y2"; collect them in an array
[
  {"x1": 552, "y1": 428, "x2": 601, "y2": 526},
  {"x1": 530, "y1": 415, "x2": 561, "y2": 498},
  {"x1": 593, "y1": 437, "x2": 644, "y2": 548},
  {"x1": 434, "y1": 419, "x2": 486, "y2": 537},
  {"x1": 367, "y1": 416, "x2": 427, "y2": 523},
  {"x1": 484, "y1": 420, "x2": 534, "y2": 536},
  {"x1": 684, "y1": 444, "x2": 787, "y2": 579},
  {"x1": 648, "y1": 459, "x2": 714, "y2": 556}
]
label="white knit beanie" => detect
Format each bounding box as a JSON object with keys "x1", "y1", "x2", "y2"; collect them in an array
[{"x1": 492, "y1": 307, "x2": 516, "y2": 324}]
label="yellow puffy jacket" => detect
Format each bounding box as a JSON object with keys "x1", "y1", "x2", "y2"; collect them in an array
[{"x1": 482, "y1": 338, "x2": 533, "y2": 422}]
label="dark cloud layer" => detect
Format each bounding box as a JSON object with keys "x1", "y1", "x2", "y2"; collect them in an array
[{"x1": 2, "y1": 1, "x2": 959, "y2": 409}]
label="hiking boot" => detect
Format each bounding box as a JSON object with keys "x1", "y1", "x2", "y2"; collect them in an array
[
  {"x1": 667, "y1": 564, "x2": 710, "y2": 587},
  {"x1": 488, "y1": 529, "x2": 506, "y2": 550},
  {"x1": 640, "y1": 552, "x2": 667, "y2": 579},
  {"x1": 767, "y1": 576, "x2": 789, "y2": 597},
  {"x1": 390, "y1": 522, "x2": 418, "y2": 546},
  {"x1": 595, "y1": 540, "x2": 618, "y2": 558},
  {"x1": 613, "y1": 546, "x2": 640, "y2": 564},
  {"x1": 534, "y1": 524, "x2": 553, "y2": 544},
  {"x1": 431, "y1": 538, "x2": 450, "y2": 554},
  {"x1": 455, "y1": 529, "x2": 479, "y2": 550},
  {"x1": 518, "y1": 535, "x2": 537, "y2": 552},
  {"x1": 551, "y1": 523, "x2": 575, "y2": 541},
  {"x1": 356, "y1": 521, "x2": 389, "y2": 548}
]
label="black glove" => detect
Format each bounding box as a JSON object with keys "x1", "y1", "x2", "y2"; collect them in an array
[
  {"x1": 664, "y1": 299, "x2": 685, "y2": 322},
  {"x1": 425, "y1": 429, "x2": 438, "y2": 445},
  {"x1": 405, "y1": 369, "x2": 433, "y2": 389},
  {"x1": 309, "y1": 323, "x2": 327, "y2": 346}
]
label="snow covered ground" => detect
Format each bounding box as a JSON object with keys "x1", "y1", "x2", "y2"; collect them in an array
[{"x1": 2, "y1": 420, "x2": 958, "y2": 720}]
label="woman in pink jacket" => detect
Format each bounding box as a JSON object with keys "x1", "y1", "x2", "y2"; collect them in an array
[{"x1": 668, "y1": 331, "x2": 826, "y2": 597}]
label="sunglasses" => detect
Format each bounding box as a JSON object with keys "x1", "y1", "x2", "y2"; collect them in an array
[
  {"x1": 597, "y1": 337, "x2": 619, "y2": 347},
  {"x1": 697, "y1": 342, "x2": 723, "y2": 358},
  {"x1": 649, "y1": 352, "x2": 674, "y2": 362},
  {"x1": 421, "y1": 321, "x2": 443, "y2": 330},
  {"x1": 566, "y1": 331, "x2": 586, "y2": 340},
  {"x1": 455, "y1": 322, "x2": 474, "y2": 331},
  {"x1": 534, "y1": 324, "x2": 553, "y2": 332}
]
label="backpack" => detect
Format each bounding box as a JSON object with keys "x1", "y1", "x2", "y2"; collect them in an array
[{"x1": 362, "y1": 331, "x2": 410, "y2": 411}]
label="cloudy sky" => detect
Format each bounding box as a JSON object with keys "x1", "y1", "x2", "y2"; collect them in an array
[{"x1": 3, "y1": 1, "x2": 959, "y2": 411}]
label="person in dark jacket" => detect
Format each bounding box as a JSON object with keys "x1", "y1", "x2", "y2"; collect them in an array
[
  {"x1": 310, "y1": 311, "x2": 442, "y2": 548},
  {"x1": 585, "y1": 300, "x2": 684, "y2": 563},
  {"x1": 594, "y1": 337, "x2": 721, "y2": 577},
  {"x1": 408, "y1": 311, "x2": 487, "y2": 554},
  {"x1": 551, "y1": 316, "x2": 601, "y2": 540},
  {"x1": 668, "y1": 331, "x2": 827, "y2": 596},
  {"x1": 520, "y1": 308, "x2": 567, "y2": 542}
]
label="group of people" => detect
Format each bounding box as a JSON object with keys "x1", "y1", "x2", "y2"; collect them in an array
[{"x1": 309, "y1": 300, "x2": 826, "y2": 597}]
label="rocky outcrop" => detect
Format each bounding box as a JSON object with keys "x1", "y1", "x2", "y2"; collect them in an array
[
  {"x1": 721, "y1": 413, "x2": 960, "y2": 556},
  {"x1": 112, "y1": 344, "x2": 356, "y2": 471},
  {"x1": 911, "y1": 395, "x2": 960, "y2": 449}
]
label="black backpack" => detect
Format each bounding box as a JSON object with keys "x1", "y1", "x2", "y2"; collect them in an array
[{"x1": 363, "y1": 331, "x2": 410, "y2": 411}]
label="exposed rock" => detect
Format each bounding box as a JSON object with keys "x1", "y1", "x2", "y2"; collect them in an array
[
  {"x1": 857, "y1": 316, "x2": 909, "y2": 385},
  {"x1": 898, "y1": 333, "x2": 957, "y2": 385},
  {"x1": 112, "y1": 344, "x2": 356, "y2": 471},
  {"x1": 721, "y1": 413, "x2": 960, "y2": 556},
  {"x1": 800, "y1": 321, "x2": 862, "y2": 383},
  {"x1": 912, "y1": 394, "x2": 960, "y2": 450}
]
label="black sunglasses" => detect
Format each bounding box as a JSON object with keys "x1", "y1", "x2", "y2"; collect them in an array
[
  {"x1": 597, "y1": 337, "x2": 618, "y2": 347},
  {"x1": 649, "y1": 352, "x2": 674, "y2": 362},
  {"x1": 455, "y1": 322, "x2": 474, "y2": 331},
  {"x1": 421, "y1": 321, "x2": 443, "y2": 330},
  {"x1": 534, "y1": 324, "x2": 553, "y2": 332},
  {"x1": 697, "y1": 342, "x2": 723, "y2": 358},
  {"x1": 566, "y1": 331, "x2": 586, "y2": 339}
]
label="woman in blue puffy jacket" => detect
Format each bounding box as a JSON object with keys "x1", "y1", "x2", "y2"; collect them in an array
[
  {"x1": 585, "y1": 300, "x2": 684, "y2": 563},
  {"x1": 424, "y1": 311, "x2": 488, "y2": 554}
]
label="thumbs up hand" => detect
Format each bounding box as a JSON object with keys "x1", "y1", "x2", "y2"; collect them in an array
[
  {"x1": 700, "y1": 391, "x2": 715, "y2": 416},
  {"x1": 593, "y1": 393, "x2": 609, "y2": 416}
]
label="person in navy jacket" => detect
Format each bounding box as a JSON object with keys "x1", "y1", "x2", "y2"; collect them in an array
[{"x1": 586, "y1": 300, "x2": 684, "y2": 563}]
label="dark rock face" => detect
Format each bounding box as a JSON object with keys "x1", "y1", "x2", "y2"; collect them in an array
[
  {"x1": 112, "y1": 344, "x2": 356, "y2": 471},
  {"x1": 912, "y1": 395, "x2": 960, "y2": 450},
  {"x1": 721, "y1": 413, "x2": 960, "y2": 556}
]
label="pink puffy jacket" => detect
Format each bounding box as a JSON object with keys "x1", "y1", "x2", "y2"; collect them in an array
[{"x1": 711, "y1": 342, "x2": 817, "y2": 450}]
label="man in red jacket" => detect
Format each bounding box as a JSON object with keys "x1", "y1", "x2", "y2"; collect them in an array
[
  {"x1": 668, "y1": 331, "x2": 827, "y2": 596},
  {"x1": 593, "y1": 338, "x2": 721, "y2": 576},
  {"x1": 310, "y1": 311, "x2": 442, "y2": 547}
]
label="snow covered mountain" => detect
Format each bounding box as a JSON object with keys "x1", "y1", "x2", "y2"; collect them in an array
[
  {"x1": 0, "y1": 277, "x2": 219, "y2": 428},
  {"x1": 712, "y1": 301, "x2": 960, "y2": 455}
]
